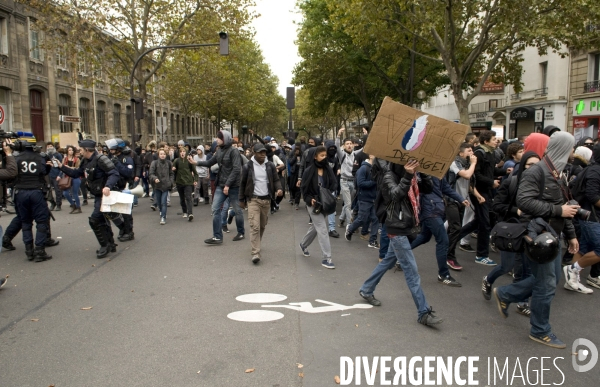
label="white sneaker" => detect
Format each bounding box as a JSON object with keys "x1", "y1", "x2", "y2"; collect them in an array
[
  {"x1": 564, "y1": 281, "x2": 594, "y2": 294},
  {"x1": 563, "y1": 265, "x2": 582, "y2": 290},
  {"x1": 160, "y1": 217, "x2": 165, "y2": 225},
  {"x1": 586, "y1": 274, "x2": 600, "y2": 289},
  {"x1": 183, "y1": 213, "x2": 188, "y2": 218},
  {"x1": 199, "y1": 198, "x2": 204, "y2": 203}
]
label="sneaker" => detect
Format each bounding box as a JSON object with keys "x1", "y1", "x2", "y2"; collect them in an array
[
  {"x1": 142, "y1": 193, "x2": 148, "y2": 198},
  {"x1": 252, "y1": 255, "x2": 260, "y2": 264},
  {"x1": 563, "y1": 265, "x2": 583, "y2": 290},
  {"x1": 204, "y1": 237, "x2": 223, "y2": 245},
  {"x1": 475, "y1": 256, "x2": 497, "y2": 266},
  {"x1": 493, "y1": 288, "x2": 509, "y2": 318},
  {"x1": 160, "y1": 217, "x2": 166, "y2": 225},
  {"x1": 222, "y1": 225, "x2": 230, "y2": 233},
  {"x1": 446, "y1": 259, "x2": 463, "y2": 271},
  {"x1": 360, "y1": 234, "x2": 370, "y2": 241},
  {"x1": 188, "y1": 214, "x2": 194, "y2": 222},
  {"x1": 564, "y1": 281, "x2": 594, "y2": 294},
  {"x1": 393, "y1": 262, "x2": 403, "y2": 272},
  {"x1": 232, "y1": 233, "x2": 245, "y2": 241},
  {"x1": 528, "y1": 333, "x2": 566, "y2": 349},
  {"x1": 167, "y1": 202, "x2": 171, "y2": 207},
  {"x1": 359, "y1": 291, "x2": 381, "y2": 306},
  {"x1": 516, "y1": 303, "x2": 531, "y2": 317},
  {"x1": 481, "y1": 276, "x2": 492, "y2": 300},
  {"x1": 338, "y1": 220, "x2": 345, "y2": 228},
  {"x1": 586, "y1": 274, "x2": 600, "y2": 289},
  {"x1": 199, "y1": 198, "x2": 204, "y2": 203},
  {"x1": 0, "y1": 277, "x2": 6, "y2": 289},
  {"x1": 459, "y1": 244, "x2": 475, "y2": 253},
  {"x1": 345, "y1": 225, "x2": 352, "y2": 241},
  {"x1": 437, "y1": 274, "x2": 462, "y2": 287},
  {"x1": 321, "y1": 258, "x2": 335, "y2": 269},
  {"x1": 368, "y1": 241, "x2": 380, "y2": 249},
  {"x1": 227, "y1": 212, "x2": 234, "y2": 225},
  {"x1": 329, "y1": 230, "x2": 340, "y2": 238},
  {"x1": 183, "y1": 213, "x2": 188, "y2": 218},
  {"x1": 150, "y1": 205, "x2": 157, "y2": 211},
  {"x1": 470, "y1": 232, "x2": 478, "y2": 238},
  {"x1": 418, "y1": 307, "x2": 443, "y2": 326},
  {"x1": 299, "y1": 243, "x2": 310, "y2": 257}
]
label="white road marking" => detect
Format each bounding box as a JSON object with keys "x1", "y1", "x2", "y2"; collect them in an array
[
  {"x1": 227, "y1": 310, "x2": 284, "y2": 322},
  {"x1": 236, "y1": 293, "x2": 287, "y2": 303}
]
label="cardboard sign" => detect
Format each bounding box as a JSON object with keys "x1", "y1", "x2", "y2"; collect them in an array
[
  {"x1": 59, "y1": 132, "x2": 80, "y2": 149},
  {"x1": 364, "y1": 97, "x2": 470, "y2": 178}
]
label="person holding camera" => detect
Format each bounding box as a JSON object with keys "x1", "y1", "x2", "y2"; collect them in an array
[
  {"x1": 13, "y1": 141, "x2": 53, "y2": 262},
  {"x1": 493, "y1": 131, "x2": 578, "y2": 349},
  {"x1": 56, "y1": 139, "x2": 120, "y2": 258},
  {"x1": 299, "y1": 146, "x2": 338, "y2": 269},
  {"x1": 239, "y1": 143, "x2": 283, "y2": 264}
]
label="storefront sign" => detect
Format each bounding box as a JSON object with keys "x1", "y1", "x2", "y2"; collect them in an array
[
  {"x1": 510, "y1": 107, "x2": 535, "y2": 120},
  {"x1": 573, "y1": 97, "x2": 600, "y2": 117},
  {"x1": 535, "y1": 109, "x2": 544, "y2": 123},
  {"x1": 480, "y1": 81, "x2": 505, "y2": 94},
  {"x1": 573, "y1": 117, "x2": 588, "y2": 129},
  {"x1": 545, "y1": 111, "x2": 554, "y2": 120}
]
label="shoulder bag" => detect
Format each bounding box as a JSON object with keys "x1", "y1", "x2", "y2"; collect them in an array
[{"x1": 58, "y1": 175, "x2": 72, "y2": 190}]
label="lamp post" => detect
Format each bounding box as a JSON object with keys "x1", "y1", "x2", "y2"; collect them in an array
[{"x1": 128, "y1": 33, "x2": 229, "y2": 142}]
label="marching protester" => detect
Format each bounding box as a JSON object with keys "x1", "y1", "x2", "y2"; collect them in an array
[
  {"x1": 493, "y1": 131, "x2": 578, "y2": 349},
  {"x1": 57, "y1": 139, "x2": 120, "y2": 258},
  {"x1": 149, "y1": 149, "x2": 174, "y2": 225},
  {"x1": 61, "y1": 145, "x2": 82, "y2": 214},
  {"x1": 191, "y1": 130, "x2": 244, "y2": 244},
  {"x1": 239, "y1": 143, "x2": 283, "y2": 264},
  {"x1": 324, "y1": 140, "x2": 341, "y2": 237},
  {"x1": 335, "y1": 128, "x2": 358, "y2": 228},
  {"x1": 344, "y1": 154, "x2": 379, "y2": 248},
  {"x1": 193, "y1": 145, "x2": 210, "y2": 205},
  {"x1": 358, "y1": 160, "x2": 443, "y2": 326},
  {"x1": 173, "y1": 147, "x2": 197, "y2": 221},
  {"x1": 299, "y1": 146, "x2": 338, "y2": 269}
]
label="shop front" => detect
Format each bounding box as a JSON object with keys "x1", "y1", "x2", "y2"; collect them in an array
[{"x1": 572, "y1": 96, "x2": 600, "y2": 141}]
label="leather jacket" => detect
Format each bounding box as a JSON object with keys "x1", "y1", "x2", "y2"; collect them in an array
[{"x1": 383, "y1": 170, "x2": 433, "y2": 236}]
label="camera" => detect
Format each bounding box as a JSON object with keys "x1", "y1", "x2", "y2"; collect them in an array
[
  {"x1": 0, "y1": 130, "x2": 18, "y2": 140},
  {"x1": 312, "y1": 201, "x2": 323, "y2": 214},
  {"x1": 568, "y1": 200, "x2": 591, "y2": 221},
  {"x1": 189, "y1": 149, "x2": 197, "y2": 156}
]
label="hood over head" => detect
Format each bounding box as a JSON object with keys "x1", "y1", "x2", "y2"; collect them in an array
[
  {"x1": 218, "y1": 130, "x2": 233, "y2": 147},
  {"x1": 545, "y1": 131, "x2": 575, "y2": 173},
  {"x1": 516, "y1": 151, "x2": 541, "y2": 182},
  {"x1": 543, "y1": 125, "x2": 561, "y2": 137},
  {"x1": 524, "y1": 133, "x2": 550, "y2": 159}
]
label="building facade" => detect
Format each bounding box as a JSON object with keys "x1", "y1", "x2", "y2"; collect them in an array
[
  {"x1": 0, "y1": 0, "x2": 217, "y2": 148},
  {"x1": 567, "y1": 46, "x2": 600, "y2": 141}
]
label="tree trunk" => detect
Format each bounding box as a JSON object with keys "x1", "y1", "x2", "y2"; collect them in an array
[{"x1": 454, "y1": 93, "x2": 471, "y2": 126}]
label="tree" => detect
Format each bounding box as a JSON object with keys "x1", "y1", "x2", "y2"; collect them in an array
[{"x1": 332, "y1": 0, "x2": 598, "y2": 124}]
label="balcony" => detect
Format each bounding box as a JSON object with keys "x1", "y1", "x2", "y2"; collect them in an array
[
  {"x1": 510, "y1": 88, "x2": 548, "y2": 100},
  {"x1": 469, "y1": 99, "x2": 505, "y2": 113},
  {"x1": 584, "y1": 80, "x2": 600, "y2": 93}
]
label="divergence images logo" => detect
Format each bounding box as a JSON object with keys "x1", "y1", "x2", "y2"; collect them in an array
[
  {"x1": 572, "y1": 338, "x2": 598, "y2": 373},
  {"x1": 401, "y1": 115, "x2": 428, "y2": 151}
]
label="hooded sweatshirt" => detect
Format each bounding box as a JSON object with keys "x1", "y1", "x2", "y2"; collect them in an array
[
  {"x1": 524, "y1": 133, "x2": 550, "y2": 159},
  {"x1": 194, "y1": 130, "x2": 241, "y2": 188},
  {"x1": 194, "y1": 149, "x2": 209, "y2": 178}
]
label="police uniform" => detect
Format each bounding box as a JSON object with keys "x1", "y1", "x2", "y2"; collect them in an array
[
  {"x1": 13, "y1": 143, "x2": 52, "y2": 262},
  {"x1": 108, "y1": 141, "x2": 135, "y2": 242},
  {"x1": 60, "y1": 139, "x2": 120, "y2": 258}
]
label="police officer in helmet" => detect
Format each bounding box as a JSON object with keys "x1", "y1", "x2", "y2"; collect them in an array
[
  {"x1": 106, "y1": 138, "x2": 135, "y2": 242},
  {"x1": 13, "y1": 140, "x2": 52, "y2": 262},
  {"x1": 56, "y1": 139, "x2": 120, "y2": 258}
]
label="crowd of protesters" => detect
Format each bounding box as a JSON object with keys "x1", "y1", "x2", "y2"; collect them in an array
[{"x1": 2, "y1": 124, "x2": 599, "y2": 351}]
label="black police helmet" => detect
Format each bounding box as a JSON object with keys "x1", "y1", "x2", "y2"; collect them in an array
[{"x1": 524, "y1": 232, "x2": 560, "y2": 264}]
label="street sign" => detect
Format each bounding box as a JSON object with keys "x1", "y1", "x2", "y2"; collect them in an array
[
  {"x1": 59, "y1": 115, "x2": 81, "y2": 123},
  {"x1": 0, "y1": 105, "x2": 5, "y2": 125}
]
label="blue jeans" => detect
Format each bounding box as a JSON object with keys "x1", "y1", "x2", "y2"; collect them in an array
[
  {"x1": 487, "y1": 250, "x2": 515, "y2": 284},
  {"x1": 379, "y1": 223, "x2": 390, "y2": 259},
  {"x1": 154, "y1": 189, "x2": 169, "y2": 218},
  {"x1": 410, "y1": 217, "x2": 449, "y2": 277},
  {"x1": 62, "y1": 178, "x2": 82, "y2": 207},
  {"x1": 496, "y1": 251, "x2": 562, "y2": 336},
  {"x1": 328, "y1": 212, "x2": 336, "y2": 232},
  {"x1": 360, "y1": 235, "x2": 431, "y2": 321},
  {"x1": 220, "y1": 197, "x2": 240, "y2": 232},
  {"x1": 212, "y1": 186, "x2": 244, "y2": 239},
  {"x1": 348, "y1": 200, "x2": 378, "y2": 243}
]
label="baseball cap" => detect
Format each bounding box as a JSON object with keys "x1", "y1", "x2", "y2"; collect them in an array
[{"x1": 253, "y1": 143, "x2": 267, "y2": 153}]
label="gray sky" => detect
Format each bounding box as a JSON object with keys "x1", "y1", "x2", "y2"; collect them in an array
[{"x1": 251, "y1": 0, "x2": 301, "y2": 97}]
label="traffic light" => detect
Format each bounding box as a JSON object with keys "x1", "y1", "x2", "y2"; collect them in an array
[
  {"x1": 131, "y1": 97, "x2": 144, "y2": 120},
  {"x1": 219, "y1": 32, "x2": 229, "y2": 56}
]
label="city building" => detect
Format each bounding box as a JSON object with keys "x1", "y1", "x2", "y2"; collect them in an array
[
  {"x1": 567, "y1": 46, "x2": 600, "y2": 140},
  {"x1": 0, "y1": 0, "x2": 217, "y2": 147}
]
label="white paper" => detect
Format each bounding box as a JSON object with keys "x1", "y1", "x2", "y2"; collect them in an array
[{"x1": 100, "y1": 191, "x2": 134, "y2": 214}]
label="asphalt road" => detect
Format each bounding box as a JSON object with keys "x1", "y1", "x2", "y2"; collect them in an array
[{"x1": 0, "y1": 195, "x2": 598, "y2": 386}]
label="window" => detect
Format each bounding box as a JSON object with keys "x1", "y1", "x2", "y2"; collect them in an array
[
  {"x1": 79, "y1": 98, "x2": 90, "y2": 133},
  {"x1": 97, "y1": 101, "x2": 106, "y2": 134},
  {"x1": 170, "y1": 113, "x2": 174, "y2": 134},
  {"x1": 594, "y1": 53, "x2": 600, "y2": 81},
  {"x1": 29, "y1": 20, "x2": 42, "y2": 61},
  {"x1": 113, "y1": 104, "x2": 121, "y2": 134},
  {"x1": 58, "y1": 94, "x2": 72, "y2": 133},
  {"x1": 146, "y1": 109, "x2": 153, "y2": 134},
  {"x1": 176, "y1": 114, "x2": 179, "y2": 134},
  {"x1": 0, "y1": 18, "x2": 8, "y2": 55},
  {"x1": 540, "y1": 62, "x2": 548, "y2": 90},
  {"x1": 156, "y1": 110, "x2": 161, "y2": 133},
  {"x1": 56, "y1": 47, "x2": 67, "y2": 68},
  {"x1": 126, "y1": 105, "x2": 131, "y2": 133}
]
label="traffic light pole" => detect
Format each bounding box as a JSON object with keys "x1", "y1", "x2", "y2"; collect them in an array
[{"x1": 129, "y1": 33, "x2": 229, "y2": 143}]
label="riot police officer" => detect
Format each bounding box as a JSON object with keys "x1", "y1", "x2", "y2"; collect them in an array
[
  {"x1": 13, "y1": 140, "x2": 52, "y2": 262},
  {"x1": 56, "y1": 139, "x2": 120, "y2": 258},
  {"x1": 106, "y1": 138, "x2": 135, "y2": 242}
]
